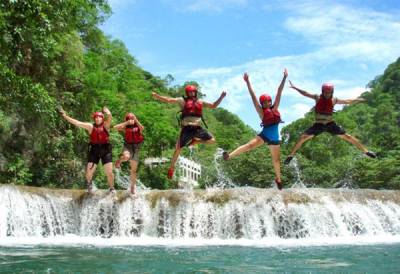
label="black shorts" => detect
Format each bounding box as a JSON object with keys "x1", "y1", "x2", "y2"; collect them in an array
[
  {"x1": 179, "y1": 126, "x2": 213, "y2": 148},
  {"x1": 87, "y1": 143, "x2": 112, "y2": 165},
  {"x1": 304, "y1": 122, "x2": 346, "y2": 136}
]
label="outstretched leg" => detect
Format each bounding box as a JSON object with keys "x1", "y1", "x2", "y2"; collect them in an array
[
  {"x1": 337, "y1": 133, "x2": 367, "y2": 152},
  {"x1": 337, "y1": 133, "x2": 376, "y2": 158},
  {"x1": 224, "y1": 136, "x2": 264, "y2": 160},
  {"x1": 168, "y1": 140, "x2": 182, "y2": 179},
  {"x1": 284, "y1": 134, "x2": 314, "y2": 164},
  {"x1": 190, "y1": 137, "x2": 216, "y2": 146},
  {"x1": 269, "y1": 144, "x2": 282, "y2": 190}
]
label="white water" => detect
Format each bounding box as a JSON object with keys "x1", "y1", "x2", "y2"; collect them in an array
[
  {"x1": 206, "y1": 148, "x2": 236, "y2": 189},
  {"x1": 288, "y1": 157, "x2": 307, "y2": 189},
  {"x1": 1, "y1": 185, "x2": 400, "y2": 247},
  {"x1": 115, "y1": 169, "x2": 148, "y2": 192}
]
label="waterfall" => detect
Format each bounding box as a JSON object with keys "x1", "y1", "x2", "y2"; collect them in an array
[{"x1": 1, "y1": 184, "x2": 400, "y2": 245}]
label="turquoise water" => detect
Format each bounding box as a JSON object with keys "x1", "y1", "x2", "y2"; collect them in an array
[{"x1": 1, "y1": 244, "x2": 400, "y2": 273}]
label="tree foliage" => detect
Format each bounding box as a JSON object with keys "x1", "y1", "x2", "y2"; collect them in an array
[{"x1": 0, "y1": 0, "x2": 399, "y2": 190}]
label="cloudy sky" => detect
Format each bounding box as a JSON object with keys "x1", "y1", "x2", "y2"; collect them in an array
[{"x1": 102, "y1": 0, "x2": 400, "y2": 129}]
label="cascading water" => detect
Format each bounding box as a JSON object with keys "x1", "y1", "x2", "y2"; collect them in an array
[
  {"x1": 206, "y1": 148, "x2": 236, "y2": 189},
  {"x1": 115, "y1": 169, "x2": 149, "y2": 192},
  {"x1": 1, "y1": 184, "x2": 400, "y2": 246},
  {"x1": 288, "y1": 157, "x2": 307, "y2": 189}
]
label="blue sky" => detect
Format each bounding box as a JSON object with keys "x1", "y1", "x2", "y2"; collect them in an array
[{"x1": 102, "y1": 0, "x2": 400, "y2": 129}]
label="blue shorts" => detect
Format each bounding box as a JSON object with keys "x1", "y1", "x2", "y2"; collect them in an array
[{"x1": 257, "y1": 124, "x2": 280, "y2": 145}]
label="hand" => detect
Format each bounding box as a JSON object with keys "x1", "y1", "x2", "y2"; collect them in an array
[
  {"x1": 57, "y1": 106, "x2": 66, "y2": 116},
  {"x1": 131, "y1": 113, "x2": 137, "y2": 120},
  {"x1": 126, "y1": 119, "x2": 136, "y2": 125},
  {"x1": 289, "y1": 80, "x2": 296, "y2": 89},
  {"x1": 283, "y1": 68, "x2": 288, "y2": 78},
  {"x1": 220, "y1": 91, "x2": 227, "y2": 98},
  {"x1": 243, "y1": 73, "x2": 249, "y2": 83},
  {"x1": 152, "y1": 92, "x2": 158, "y2": 99},
  {"x1": 103, "y1": 106, "x2": 111, "y2": 115}
]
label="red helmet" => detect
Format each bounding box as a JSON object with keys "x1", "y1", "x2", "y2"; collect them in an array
[
  {"x1": 185, "y1": 85, "x2": 198, "y2": 97},
  {"x1": 125, "y1": 112, "x2": 135, "y2": 121},
  {"x1": 92, "y1": 111, "x2": 104, "y2": 120},
  {"x1": 321, "y1": 83, "x2": 334, "y2": 93},
  {"x1": 259, "y1": 94, "x2": 272, "y2": 106}
]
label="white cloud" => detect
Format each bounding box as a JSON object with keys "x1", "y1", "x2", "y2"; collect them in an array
[
  {"x1": 162, "y1": 0, "x2": 249, "y2": 13},
  {"x1": 188, "y1": 0, "x2": 248, "y2": 12},
  {"x1": 280, "y1": 102, "x2": 312, "y2": 123},
  {"x1": 173, "y1": 0, "x2": 400, "y2": 128},
  {"x1": 334, "y1": 86, "x2": 366, "y2": 99}
]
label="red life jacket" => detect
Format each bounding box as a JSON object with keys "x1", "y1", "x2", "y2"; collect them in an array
[
  {"x1": 125, "y1": 124, "x2": 144, "y2": 144},
  {"x1": 315, "y1": 95, "x2": 334, "y2": 115},
  {"x1": 182, "y1": 98, "x2": 203, "y2": 118},
  {"x1": 262, "y1": 107, "x2": 282, "y2": 126},
  {"x1": 89, "y1": 124, "x2": 109, "y2": 144}
]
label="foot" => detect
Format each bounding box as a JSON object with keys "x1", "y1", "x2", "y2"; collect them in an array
[
  {"x1": 86, "y1": 181, "x2": 93, "y2": 193},
  {"x1": 284, "y1": 156, "x2": 293, "y2": 165},
  {"x1": 109, "y1": 187, "x2": 116, "y2": 194},
  {"x1": 365, "y1": 151, "x2": 377, "y2": 158},
  {"x1": 167, "y1": 167, "x2": 174, "y2": 179},
  {"x1": 115, "y1": 159, "x2": 122, "y2": 169},
  {"x1": 222, "y1": 151, "x2": 230, "y2": 161},
  {"x1": 275, "y1": 179, "x2": 283, "y2": 191}
]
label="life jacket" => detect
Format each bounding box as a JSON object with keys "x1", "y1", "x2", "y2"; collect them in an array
[
  {"x1": 125, "y1": 124, "x2": 144, "y2": 144},
  {"x1": 89, "y1": 124, "x2": 109, "y2": 144},
  {"x1": 182, "y1": 97, "x2": 203, "y2": 118},
  {"x1": 178, "y1": 97, "x2": 208, "y2": 128},
  {"x1": 262, "y1": 107, "x2": 282, "y2": 127},
  {"x1": 315, "y1": 95, "x2": 334, "y2": 115}
]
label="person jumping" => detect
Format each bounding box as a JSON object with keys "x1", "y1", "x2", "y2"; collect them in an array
[
  {"x1": 284, "y1": 81, "x2": 376, "y2": 165},
  {"x1": 152, "y1": 85, "x2": 226, "y2": 179},
  {"x1": 223, "y1": 69, "x2": 288, "y2": 190}
]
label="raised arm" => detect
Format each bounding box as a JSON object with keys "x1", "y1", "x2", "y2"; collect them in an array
[
  {"x1": 202, "y1": 91, "x2": 227, "y2": 109},
  {"x1": 58, "y1": 108, "x2": 92, "y2": 133},
  {"x1": 114, "y1": 114, "x2": 145, "y2": 132},
  {"x1": 243, "y1": 73, "x2": 264, "y2": 120},
  {"x1": 134, "y1": 115, "x2": 145, "y2": 131},
  {"x1": 336, "y1": 97, "x2": 366, "y2": 105},
  {"x1": 152, "y1": 92, "x2": 180, "y2": 104},
  {"x1": 289, "y1": 80, "x2": 317, "y2": 100},
  {"x1": 273, "y1": 68, "x2": 288, "y2": 110},
  {"x1": 113, "y1": 121, "x2": 129, "y2": 131},
  {"x1": 102, "y1": 106, "x2": 112, "y2": 130}
]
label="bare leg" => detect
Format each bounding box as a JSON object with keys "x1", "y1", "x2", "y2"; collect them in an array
[
  {"x1": 337, "y1": 133, "x2": 368, "y2": 153},
  {"x1": 103, "y1": 162, "x2": 114, "y2": 189},
  {"x1": 167, "y1": 139, "x2": 182, "y2": 179},
  {"x1": 228, "y1": 136, "x2": 264, "y2": 159},
  {"x1": 115, "y1": 151, "x2": 130, "y2": 168},
  {"x1": 269, "y1": 144, "x2": 281, "y2": 183},
  {"x1": 129, "y1": 160, "x2": 138, "y2": 194},
  {"x1": 190, "y1": 137, "x2": 216, "y2": 146},
  {"x1": 86, "y1": 162, "x2": 97, "y2": 183},
  {"x1": 170, "y1": 143, "x2": 182, "y2": 169},
  {"x1": 288, "y1": 134, "x2": 314, "y2": 156},
  {"x1": 119, "y1": 151, "x2": 131, "y2": 163}
]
